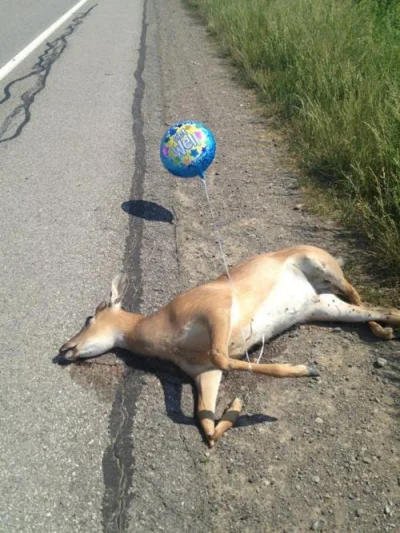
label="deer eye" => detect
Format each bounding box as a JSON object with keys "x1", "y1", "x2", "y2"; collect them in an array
[{"x1": 85, "y1": 316, "x2": 94, "y2": 328}]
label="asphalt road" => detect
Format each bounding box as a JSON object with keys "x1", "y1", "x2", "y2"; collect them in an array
[
  {"x1": 2, "y1": 1, "x2": 398, "y2": 532},
  {"x1": 0, "y1": 0, "x2": 81, "y2": 68},
  {"x1": 0, "y1": 0, "x2": 145, "y2": 531}
]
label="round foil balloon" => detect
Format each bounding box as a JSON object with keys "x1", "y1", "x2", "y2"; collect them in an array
[{"x1": 160, "y1": 121, "x2": 216, "y2": 178}]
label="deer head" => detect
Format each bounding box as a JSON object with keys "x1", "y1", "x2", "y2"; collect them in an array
[{"x1": 58, "y1": 273, "x2": 129, "y2": 361}]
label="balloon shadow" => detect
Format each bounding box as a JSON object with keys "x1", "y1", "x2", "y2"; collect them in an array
[{"x1": 121, "y1": 200, "x2": 174, "y2": 223}]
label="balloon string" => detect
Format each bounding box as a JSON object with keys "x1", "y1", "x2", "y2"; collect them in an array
[
  {"x1": 201, "y1": 175, "x2": 250, "y2": 362},
  {"x1": 256, "y1": 335, "x2": 265, "y2": 365}
]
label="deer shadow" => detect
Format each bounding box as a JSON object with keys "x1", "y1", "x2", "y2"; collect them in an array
[
  {"x1": 53, "y1": 349, "x2": 277, "y2": 439},
  {"x1": 116, "y1": 349, "x2": 277, "y2": 434}
]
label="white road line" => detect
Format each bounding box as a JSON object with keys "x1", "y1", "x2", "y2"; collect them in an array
[{"x1": 0, "y1": 0, "x2": 91, "y2": 82}]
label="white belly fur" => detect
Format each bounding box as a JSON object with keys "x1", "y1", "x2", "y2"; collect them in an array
[{"x1": 230, "y1": 267, "x2": 318, "y2": 354}]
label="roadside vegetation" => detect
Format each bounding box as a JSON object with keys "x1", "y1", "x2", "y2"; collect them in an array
[{"x1": 185, "y1": 0, "x2": 400, "y2": 287}]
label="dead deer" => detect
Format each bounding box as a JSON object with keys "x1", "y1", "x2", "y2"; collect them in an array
[{"x1": 59, "y1": 245, "x2": 399, "y2": 446}]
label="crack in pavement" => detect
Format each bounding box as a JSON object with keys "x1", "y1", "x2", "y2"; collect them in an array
[
  {"x1": 101, "y1": 1, "x2": 148, "y2": 531},
  {"x1": 0, "y1": 4, "x2": 97, "y2": 143},
  {"x1": 102, "y1": 373, "x2": 144, "y2": 533}
]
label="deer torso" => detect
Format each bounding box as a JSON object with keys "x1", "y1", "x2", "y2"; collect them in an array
[{"x1": 135, "y1": 249, "x2": 321, "y2": 368}]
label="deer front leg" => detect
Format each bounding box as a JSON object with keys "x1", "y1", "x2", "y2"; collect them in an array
[
  {"x1": 205, "y1": 309, "x2": 318, "y2": 377},
  {"x1": 194, "y1": 369, "x2": 222, "y2": 447},
  {"x1": 213, "y1": 397, "x2": 243, "y2": 443}
]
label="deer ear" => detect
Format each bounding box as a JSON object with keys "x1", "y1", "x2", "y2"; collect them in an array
[
  {"x1": 110, "y1": 273, "x2": 129, "y2": 307},
  {"x1": 95, "y1": 301, "x2": 108, "y2": 314}
]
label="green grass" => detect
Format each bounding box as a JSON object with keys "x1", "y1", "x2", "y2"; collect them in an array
[{"x1": 185, "y1": 0, "x2": 400, "y2": 284}]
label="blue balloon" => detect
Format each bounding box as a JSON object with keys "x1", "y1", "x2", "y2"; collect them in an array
[{"x1": 160, "y1": 121, "x2": 216, "y2": 178}]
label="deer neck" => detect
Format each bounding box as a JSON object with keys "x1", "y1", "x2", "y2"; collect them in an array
[{"x1": 117, "y1": 310, "x2": 166, "y2": 357}]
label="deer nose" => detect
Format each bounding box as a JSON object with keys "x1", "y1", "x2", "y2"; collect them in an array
[
  {"x1": 59, "y1": 343, "x2": 78, "y2": 361},
  {"x1": 59, "y1": 341, "x2": 71, "y2": 354}
]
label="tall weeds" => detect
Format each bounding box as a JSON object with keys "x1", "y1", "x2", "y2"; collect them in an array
[{"x1": 187, "y1": 0, "x2": 400, "y2": 279}]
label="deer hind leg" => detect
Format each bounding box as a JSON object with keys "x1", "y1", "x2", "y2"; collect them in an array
[
  {"x1": 342, "y1": 280, "x2": 398, "y2": 340},
  {"x1": 309, "y1": 293, "x2": 400, "y2": 339},
  {"x1": 301, "y1": 252, "x2": 398, "y2": 340}
]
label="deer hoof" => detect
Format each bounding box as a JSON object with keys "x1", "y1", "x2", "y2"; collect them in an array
[
  {"x1": 307, "y1": 365, "x2": 320, "y2": 377},
  {"x1": 370, "y1": 324, "x2": 395, "y2": 340}
]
